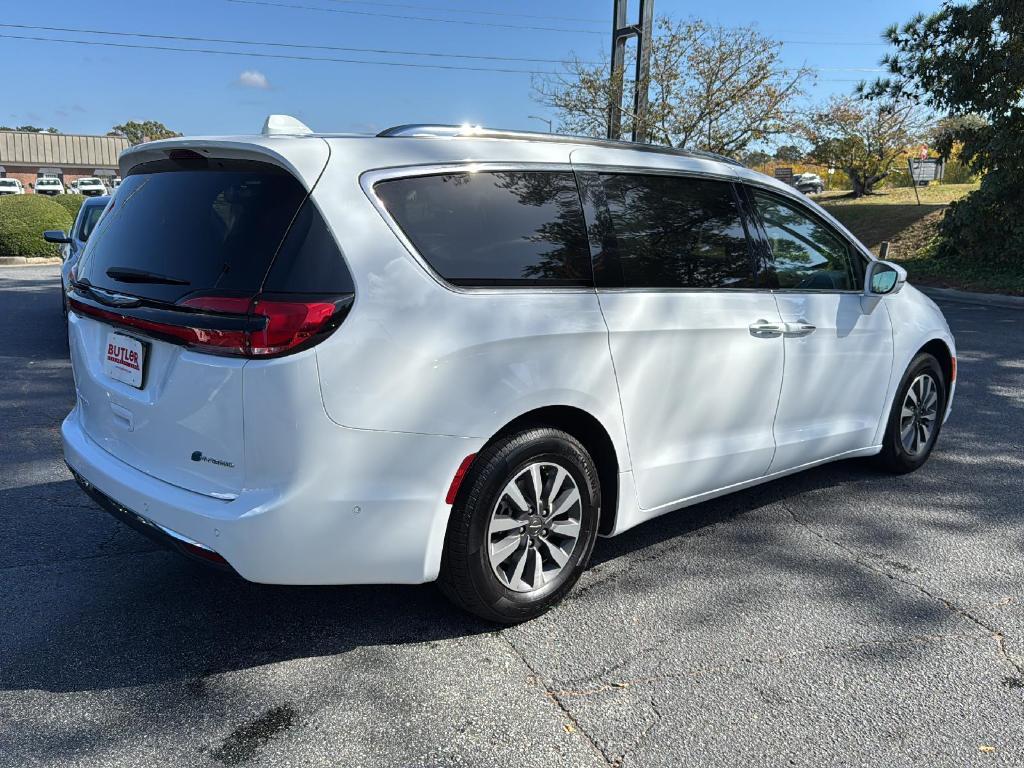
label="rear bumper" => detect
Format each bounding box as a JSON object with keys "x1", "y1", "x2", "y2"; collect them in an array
[
  {"x1": 66, "y1": 463, "x2": 234, "y2": 571},
  {"x1": 62, "y1": 405, "x2": 480, "y2": 584}
]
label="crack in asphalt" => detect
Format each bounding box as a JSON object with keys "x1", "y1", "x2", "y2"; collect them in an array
[
  {"x1": 547, "y1": 631, "x2": 977, "y2": 698},
  {"x1": 498, "y1": 633, "x2": 619, "y2": 767},
  {"x1": 784, "y1": 502, "x2": 1024, "y2": 679}
]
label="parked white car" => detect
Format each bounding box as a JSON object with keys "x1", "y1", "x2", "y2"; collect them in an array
[
  {"x1": 74, "y1": 177, "x2": 108, "y2": 197},
  {"x1": 62, "y1": 118, "x2": 956, "y2": 622},
  {"x1": 0, "y1": 178, "x2": 25, "y2": 195},
  {"x1": 34, "y1": 177, "x2": 64, "y2": 196}
]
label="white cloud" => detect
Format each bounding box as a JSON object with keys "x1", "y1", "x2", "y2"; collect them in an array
[{"x1": 237, "y1": 70, "x2": 270, "y2": 90}]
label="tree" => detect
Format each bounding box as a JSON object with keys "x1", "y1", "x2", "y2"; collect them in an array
[
  {"x1": 861, "y1": 1, "x2": 1024, "y2": 262},
  {"x1": 532, "y1": 17, "x2": 812, "y2": 156},
  {"x1": 108, "y1": 120, "x2": 180, "y2": 145},
  {"x1": 773, "y1": 144, "x2": 804, "y2": 163},
  {"x1": 740, "y1": 149, "x2": 773, "y2": 168},
  {"x1": 0, "y1": 125, "x2": 59, "y2": 133},
  {"x1": 803, "y1": 96, "x2": 929, "y2": 197}
]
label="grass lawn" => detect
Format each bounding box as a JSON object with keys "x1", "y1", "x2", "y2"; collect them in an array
[
  {"x1": 818, "y1": 183, "x2": 979, "y2": 251},
  {"x1": 816, "y1": 182, "x2": 1022, "y2": 295}
]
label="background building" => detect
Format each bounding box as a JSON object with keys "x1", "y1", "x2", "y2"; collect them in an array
[{"x1": 0, "y1": 131, "x2": 130, "y2": 192}]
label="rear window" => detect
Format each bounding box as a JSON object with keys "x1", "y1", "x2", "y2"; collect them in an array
[
  {"x1": 76, "y1": 158, "x2": 338, "y2": 304},
  {"x1": 375, "y1": 170, "x2": 593, "y2": 287}
]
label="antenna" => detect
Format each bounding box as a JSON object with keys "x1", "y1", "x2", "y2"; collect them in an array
[{"x1": 261, "y1": 114, "x2": 313, "y2": 137}]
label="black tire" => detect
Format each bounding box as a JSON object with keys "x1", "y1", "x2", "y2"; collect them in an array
[
  {"x1": 438, "y1": 427, "x2": 601, "y2": 624},
  {"x1": 876, "y1": 352, "x2": 946, "y2": 474}
]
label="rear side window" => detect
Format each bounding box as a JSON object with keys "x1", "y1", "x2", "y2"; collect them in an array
[
  {"x1": 77, "y1": 159, "x2": 312, "y2": 304},
  {"x1": 375, "y1": 171, "x2": 593, "y2": 287},
  {"x1": 598, "y1": 174, "x2": 755, "y2": 289}
]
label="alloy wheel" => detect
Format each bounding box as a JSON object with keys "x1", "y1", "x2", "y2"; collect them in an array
[
  {"x1": 900, "y1": 373, "x2": 939, "y2": 456},
  {"x1": 486, "y1": 461, "x2": 582, "y2": 593}
]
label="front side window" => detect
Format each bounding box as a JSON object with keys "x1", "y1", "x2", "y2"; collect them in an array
[
  {"x1": 597, "y1": 173, "x2": 754, "y2": 289},
  {"x1": 753, "y1": 192, "x2": 859, "y2": 291},
  {"x1": 374, "y1": 170, "x2": 592, "y2": 287},
  {"x1": 76, "y1": 204, "x2": 107, "y2": 242}
]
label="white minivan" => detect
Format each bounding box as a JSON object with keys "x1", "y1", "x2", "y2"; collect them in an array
[{"x1": 63, "y1": 119, "x2": 956, "y2": 622}]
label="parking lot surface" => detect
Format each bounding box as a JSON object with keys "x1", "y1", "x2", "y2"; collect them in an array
[{"x1": 2, "y1": 264, "x2": 1022, "y2": 767}]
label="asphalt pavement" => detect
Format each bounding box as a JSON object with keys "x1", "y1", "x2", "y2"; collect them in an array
[{"x1": 1, "y1": 264, "x2": 1022, "y2": 767}]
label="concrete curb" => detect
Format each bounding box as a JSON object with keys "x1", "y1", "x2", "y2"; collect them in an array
[
  {"x1": 920, "y1": 286, "x2": 1024, "y2": 310},
  {"x1": 0, "y1": 257, "x2": 62, "y2": 266}
]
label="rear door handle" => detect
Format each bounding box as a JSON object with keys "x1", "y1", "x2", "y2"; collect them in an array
[
  {"x1": 782, "y1": 321, "x2": 816, "y2": 337},
  {"x1": 749, "y1": 319, "x2": 784, "y2": 338}
]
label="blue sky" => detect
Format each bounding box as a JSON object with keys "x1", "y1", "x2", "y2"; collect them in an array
[{"x1": 1, "y1": 0, "x2": 942, "y2": 140}]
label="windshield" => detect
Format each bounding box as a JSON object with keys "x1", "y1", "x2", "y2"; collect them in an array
[
  {"x1": 76, "y1": 158, "x2": 309, "y2": 304},
  {"x1": 0, "y1": 180, "x2": 17, "y2": 187},
  {"x1": 37, "y1": 179, "x2": 60, "y2": 186},
  {"x1": 80, "y1": 178, "x2": 103, "y2": 185}
]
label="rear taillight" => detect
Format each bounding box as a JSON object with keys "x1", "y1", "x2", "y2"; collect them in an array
[
  {"x1": 67, "y1": 293, "x2": 351, "y2": 359},
  {"x1": 180, "y1": 296, "x2": 342, "y2": 357}
]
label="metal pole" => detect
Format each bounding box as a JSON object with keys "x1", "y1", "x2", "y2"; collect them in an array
[
  {"x1": 607, "y1": 0, "x2": 629, "y2": 141},
  {"x1": 528, "y1": 115, "x2": 553, "y2": 133},
  {"x1": 631, "y1": 0, "x2": 654, "y2": 143},
  {"x1": 908, "y1": 158, "x2": 922, "y2": 206}
]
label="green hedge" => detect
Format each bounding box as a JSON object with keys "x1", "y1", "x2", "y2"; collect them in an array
[
  {"x1": 53, "y1": 194, "x2": 86, "y2": 220},
  {"x1": 0, "y1": 195, "x2": 74, "y2": 258}
]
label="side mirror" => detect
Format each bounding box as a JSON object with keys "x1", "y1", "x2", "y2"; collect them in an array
[
  {"x1": 864, "y1": 259, "x2": 906, "y2": 296},
  {"x1": 43, "y1": 230, "x2": 71, "y2": 244}
]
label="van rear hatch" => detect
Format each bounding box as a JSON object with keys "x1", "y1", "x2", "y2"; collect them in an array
[{"x1": 67, "y1": 148, "x2": 354, "y2": 497}]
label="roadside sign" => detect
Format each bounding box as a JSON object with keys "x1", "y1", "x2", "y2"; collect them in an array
[
  {"x1": 909, "y1": 158, "x2": 944, "y2": 184},
  {"x1": 774, "y1": 167, "x2": 794, "y2": 183}
]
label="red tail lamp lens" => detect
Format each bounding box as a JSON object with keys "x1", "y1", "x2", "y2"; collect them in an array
[
  {"x1": 179, "y1": 296, "x2": 340, "y2": 357},
  {"x1": 68, "y1": 294, "x2": 344, "y2": 359},
  {"x1": 251, "y1": 300, "x2": 338, "y2": 356}
]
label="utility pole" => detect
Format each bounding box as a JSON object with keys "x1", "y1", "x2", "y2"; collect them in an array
[{"x1": 607, "y1": 0, "x2": 654, "y2": 143}]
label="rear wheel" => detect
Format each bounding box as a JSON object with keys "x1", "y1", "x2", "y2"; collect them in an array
[
  {"x1": 438, "y1": 428, "x2": 600, "y2": 624},
  {"x1": 877, "y1": 353, "x2": 946, "y2": 474}
]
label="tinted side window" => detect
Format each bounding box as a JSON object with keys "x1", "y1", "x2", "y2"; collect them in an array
[
  {"x1": 375, "y1": 171, "x2": 592, "y2": 287},
  {"x1": 598, "y1": 174, "x2": 754, "y2": 289},
  {"x1": 76, "y1": 204, "x2": 107, "y2": 242},
  {"x1": 753, "y1": 192, "x2": 858, "y2": 291}
]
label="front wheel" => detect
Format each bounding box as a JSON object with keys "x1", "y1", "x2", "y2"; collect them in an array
[
  {"x1": 438, "y1": 428, "x2": 601, "y2": 624},
  {"x1": 877, "y1": 353, "x2": 946, "y2": 474}
]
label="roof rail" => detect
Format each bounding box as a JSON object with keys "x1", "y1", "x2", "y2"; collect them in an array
[{"x1": 376, "y1": 124, "x2": 744, "y2": 167}]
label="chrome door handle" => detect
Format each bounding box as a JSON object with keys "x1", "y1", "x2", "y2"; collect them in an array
[
  {"x1": 783, "y1": 321, "x2": 816, "y2": 337},
  {"x1": 749, "y1": 319, "x2": 784, "y2": 338}
]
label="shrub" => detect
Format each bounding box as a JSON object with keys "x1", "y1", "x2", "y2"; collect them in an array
[
  {"x1": 0, "y1": 195, "x2": 74, "y2": 258},
  {"x1": 53, "y1": 194, "x2": 86, "y2": 220}
]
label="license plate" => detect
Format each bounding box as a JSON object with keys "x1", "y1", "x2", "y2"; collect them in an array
[{"x1": 103, "y1": 332, "x2": 145, "y2": 388}]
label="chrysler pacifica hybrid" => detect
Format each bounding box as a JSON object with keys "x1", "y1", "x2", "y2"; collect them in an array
[{"x1": 62, "y1": 118, "x2": 955, "y2": 622}]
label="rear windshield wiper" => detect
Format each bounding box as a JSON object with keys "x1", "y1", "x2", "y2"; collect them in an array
[{"x1": 105, "y1": 267, "x2": 190, "y2": 286}]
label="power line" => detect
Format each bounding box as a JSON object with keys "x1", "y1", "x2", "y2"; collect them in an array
[
  {"x1": 0, "y1": 24, "x2": 888, "y2": 74},
  {"x1": 225, "y1": 0, "x2": 606, "y2": 35},
  {"x1": 0, "y1": 22, "x2": 581, "y2": 63},
  {"x1": 319, "y1": 0, "x2": 604, "y2": 24},
  {"x1": 0, "y1": 32, "x2": 566, "y2": 74}
]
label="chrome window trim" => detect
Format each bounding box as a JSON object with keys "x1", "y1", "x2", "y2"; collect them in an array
[{"x1": 360, "y1": 162, "x2": 597, "y2": 296}]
